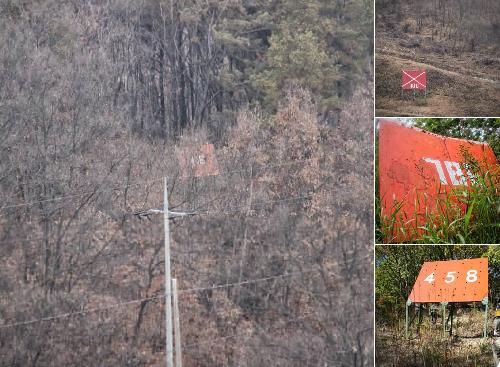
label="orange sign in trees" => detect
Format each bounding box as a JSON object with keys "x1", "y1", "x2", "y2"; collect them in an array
[
  {"x1": 378, "y1": 120, "x2": 498, "y2": 241},
  {"x1": 409, "y1": 258, "x2": 488, "y2": 303},
  {"x1": 177, "y1": 143, "x2": 220, "y2": 178}
]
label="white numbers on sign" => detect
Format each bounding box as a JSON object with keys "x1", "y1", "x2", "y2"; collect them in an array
[
  {"x1": 444, "y1": 161, "x2": 467, "y2": 185},
  {"x1": 197, "y1": 154, "x2": 206, "y2": 165},
  {"x1": 423, "y1": 158, "x2": 473, "y2": 186},
  {"x1": 190, "y1": 154, "x2": 207, "y2": 166},
  {"x1": 444, "y1": 271, "x2": 456, "y2": 283},
  {"x1": 423, "y1": 158, "x2": 448, "y2": 184},
  {"x1": 423, "y1": 269, "x2": 479, "y2": 284},
  {"x1": 424, "y1": 273, "x2": 435, "y2": 284},
  {"x1": 466, "y1": 269, "x2": 478, "y2": 283}
]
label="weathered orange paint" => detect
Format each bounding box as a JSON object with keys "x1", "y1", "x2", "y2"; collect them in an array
[
  {"x1": 409, "y1": 258, "x2": 488, "y2": 303},
  {"x1": 378, "y1": 120, "x2": 499, "y2": 242},
  {"x1": 177, "y1": 143, "x2": 219, "y2": 178}
]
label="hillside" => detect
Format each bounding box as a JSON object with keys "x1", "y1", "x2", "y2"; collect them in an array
[
  {"x1": 0, "y1": 1, "x2": 373, "y2": 366},
  {"x1": 375, "y1": 0, "x2": 500, "y2": 116}
]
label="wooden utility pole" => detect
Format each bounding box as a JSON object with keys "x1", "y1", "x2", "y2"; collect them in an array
[
  {"x1": 164, "y1": 177, "x2": 174, "y2": 367},
  {"x1": 172, "y1": 278, "x2": 183, "y2": 367}
]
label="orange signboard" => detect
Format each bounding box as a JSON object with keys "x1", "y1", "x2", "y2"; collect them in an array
[
  {"x1": 177, "y1": 143, "x2": 219, "y2": 178},
  {"x1": 409, "y1": 258, "x2": 488, "y2": 303},
  {"x1": 378, "y1": 120, "x2": 498, "y2": 241}
]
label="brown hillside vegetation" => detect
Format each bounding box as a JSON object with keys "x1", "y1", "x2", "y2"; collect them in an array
[
  {"x1": 375, "y1": 0, "x2": 500, "y2": 117},
  {"x1": 0, "y1": 1, "x2": 373, "y2": 365},
  {"x1": 0, "y1": 89, "x2": 373, "y2": 366},
  {"x1": 377, "y1": 309, "x2": 493, "y2": 366}
]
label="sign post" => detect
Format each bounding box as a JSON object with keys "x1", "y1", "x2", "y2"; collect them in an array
[{"x1": 405, "y1": 258, "x2": 489, "y2": 339}]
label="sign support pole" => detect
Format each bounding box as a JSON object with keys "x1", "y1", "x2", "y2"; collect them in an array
[
  {"x1": 164, "y1": 177, "x2": 174, "y2": 367},
  {"x1": 417, "y1": 304, "x2": 423, "y2": 334},
  {"x1": 441, "y1": 302, "x2": 447, "y2": 337},
  {"x1": 405, "y1": 300, "x2": 411, "y2": 339},
  {"x1": 483, "y1": 297, "x2": 489, "y2": 338},
  {"x1": 449, "y1": 303, "x2": 454, "y2": 336}
]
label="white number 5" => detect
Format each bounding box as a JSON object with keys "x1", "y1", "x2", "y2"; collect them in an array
[{"x1": 444, "y1": 271, "x2": 456, "y2": 283}]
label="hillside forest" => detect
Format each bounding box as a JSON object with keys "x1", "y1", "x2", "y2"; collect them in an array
[{"x1": 0, "y1": 1, "x2": 373, "y2": 366}]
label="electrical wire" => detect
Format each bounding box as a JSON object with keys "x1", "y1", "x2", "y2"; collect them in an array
[
  {"x1": 0, "y1": 190, "x2": 323, "y2": 246},
  {"x1": 0, "y1": 268, "x2": 336, "y2": 329},
  {"x1": 0, "y1": 157, "x2": 317, "y2": 213},
  {"x1": 0, "y1": 178, "x2": 164, "y2": 212}
]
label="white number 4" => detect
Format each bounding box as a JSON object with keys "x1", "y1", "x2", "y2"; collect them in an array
[
  {"x1": 424, "y1": 273, "x2": 435, "y2": 283},
  {"x1": 444, "y1": 271, "x2": 456, "y2": 283}
]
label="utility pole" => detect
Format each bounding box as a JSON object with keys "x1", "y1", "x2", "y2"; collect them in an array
[
  {"x1": 135, "y1": 177, "x2": 195, "y2": 366},
  {"x1": 164, "y1": 177, "x2": 174, "y2": 367},
  {"x1": 172, "y1": 278, "x2": 183, "y2": 367}
]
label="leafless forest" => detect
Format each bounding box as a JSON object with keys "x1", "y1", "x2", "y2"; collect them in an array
[
  {"x1": 0, "y1": 1, "x2": 373, "y2": 366},
  {"x1": 376, "y1": 0, "x2": 500, "y2": 116}
]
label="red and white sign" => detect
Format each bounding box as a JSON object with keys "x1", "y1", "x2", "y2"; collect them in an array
[
  {"x1": 177, "y1": 143, "x2": 219, "y2": 178},
  {"x1": 378, "y1": 120, "x2": 499, "y2": 242},
  {"x1": 402, "y1": 70, "x2": 427, "y2": 90},
  {"x1": 409, "y1": 258, "x2": 488, "y2": 303}
]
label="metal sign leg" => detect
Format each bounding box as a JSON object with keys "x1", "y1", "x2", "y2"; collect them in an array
[
  {"x1": 483, "y1": 297, "x2": 489, "y2": 338},
  {"x1": 406, "y1": 300, "x2": 412, "y2": 339},
  {"x1": 417, "y1": 304, "x2": 423, "y2": 335},
  {"x1": 445, "y1": 303, "x2": 454, "y2": 336},
  {"x1": 441, "y1": 302, "x2": 448, "y2": 337}
]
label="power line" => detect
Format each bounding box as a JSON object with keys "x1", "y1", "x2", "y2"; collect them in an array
[
  {"x1": 0, "y1": 268, "x2": 333, "y2": 329},
  {"x1": 0, "y1": 186, "x2": 355, "y2": 295},
  {"x1": 178, "y1": 269, "x2": 325, "y2": 295},
  {"x1": 0, "y1": 190, "x2": 319, "y2": 245},
  {"x1": 0, "y1": 178, "x2": 164, "y2": 212},
  {"x1": 0, "y1": 157, "x2": 317, "y2": 213}
]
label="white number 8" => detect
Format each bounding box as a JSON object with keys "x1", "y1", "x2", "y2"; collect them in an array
[{"x1": 466, "y1": 269, "x2": 478, "y2": 282}]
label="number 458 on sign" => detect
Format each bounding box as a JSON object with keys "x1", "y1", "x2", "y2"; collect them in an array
[{"x1": 424, "y1": 270, "x2": 478, "y2": 284}]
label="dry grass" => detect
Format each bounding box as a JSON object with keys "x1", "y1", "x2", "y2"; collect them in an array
[
  {"x1": 377, "y1": 308, "x2": 494, "y2": 366},
  {"x1": 375, "y1": 0, "x2": 500, "y2": 117}
]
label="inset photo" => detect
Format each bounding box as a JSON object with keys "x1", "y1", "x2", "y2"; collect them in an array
[
  {"x1": 375, "y1": 118, "x2": 499, "y2": 244},
  {"x1": 375, "y1": 0, "x2": 500, "y2": 117},
  {"x1": 376, "y1": 245, "x2": 500, "y2": 367}
]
